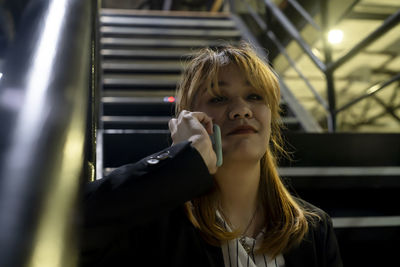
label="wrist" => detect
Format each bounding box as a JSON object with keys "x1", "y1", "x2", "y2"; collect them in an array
[{"x1": 189, "y1": 136, "x2": 217, "y2": 174}]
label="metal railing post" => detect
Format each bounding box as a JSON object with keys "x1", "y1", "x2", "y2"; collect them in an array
[
  {"x1": 228, "y1": 0, "x2": 236, "y2": 13},
  {"x1": 320, "y1": 0, "x2": 336, "y2": 132},
  {"x1": 0, "y1": 0, "x2": 93, "y2": 266}
]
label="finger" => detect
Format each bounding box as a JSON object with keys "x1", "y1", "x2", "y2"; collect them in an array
[
  {"x1": 177, "y1": 110, "x2": 191, "y2": 125},
  {"x1": 191, "y1": 112, "x2": 213, "y2": 134},
  {"x1": 168, "y1": 118, "x2": 177, "y2": 132}
]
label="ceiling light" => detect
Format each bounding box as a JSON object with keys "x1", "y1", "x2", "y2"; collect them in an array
[
  {"x1": 328, "y1": 29, "x2": 343, "y2": 44},
  {"x1": 0, "y1": 73, "x2": 3, "y2": 80}
]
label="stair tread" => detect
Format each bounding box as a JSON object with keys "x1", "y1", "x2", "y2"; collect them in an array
[
  {"x1": 281, "y1": 116, "x2": 299, "y2": 124},
  {"x1": 280, "y1": 166, "x2": 400, "y2": 177},
  {"x1": 102, "y1": 115, "x2": 298, "y2": 126},
  {"x1": 101, "y1": 48, "x2": 194, "y2": 59},
  {"x1": 102, "y1": 61, "x2": 183, "y2": 72},
  {"x1": 102, "y1": 116, "x2": 170, "y2": 124},
  {"x1": 101, "y1": 37, "x2": 239, "y2": 48},
  {"x1": 103, "y1": 74, "x2": 180, "y2": 86},
  {"x1": 100, "y1": 9, "x2": 232, "y2": 19},
  {"x1": 101, "y1": 26, "x2": 241, "y2": 38},
  {"x1": 103, "y1": 90, "x2": 175, "y2": 97},
  {"x1": 102, "y1": 96, "x2": 175, "y2": 103},
  {"x1": 100, "y1": 16, "x2": 236, "y2": 28},
  {"x1": 332, "y1": 216, "x2": 400, "y2": 228}
]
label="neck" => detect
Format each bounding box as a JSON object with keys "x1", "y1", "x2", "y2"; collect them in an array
[{"x1": 215, "y1": 160, "x2": 262, "y2": 236}]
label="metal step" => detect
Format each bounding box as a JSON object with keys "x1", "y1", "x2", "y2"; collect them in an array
[
  {"x1": 103, "y1": 74, "x2": 180, "y2": 89},
  {"x1": 102, "y1": 95, "x2": 175, "y2": 103},
  {"x1": 103, "y1": 89, "x2": 176, "y2": 97},
  {"x1": 101, "y1": 37, "x2": 239, "y2": 48},
  {"x1": 100, "y1": 26, "x2": 241, "y2": 39},
  {"x1": 100, "y1": 9, "x2": 232, "y2": 19},
  {"x1": 102, "y1": 61, "x2": 183, "y2": 74},
  {"x1": 280, "y1": 133, "x2": 400, "y2": 167},
  {"x1": 102, "y1": 97, "x2": 174, "y2": 116},
  {"x1": 280, "y1": 166, "x2": 400, "y2": 189},
  {"x1": 101, "y1": 48, "x2": 194, "y2": 60},
  {"x1": 281, "y1": 116, "x2": 301, "y2": 131},
  {"x1": 103, "y1": 115, "x2": 170, "y2": 124},
  {"x1": 102, "y1": 116, "x2": 170, "y2": 130},
  {"x1": 100, "y1": 15, "x2": 236, "y2": 28},
  {"x1": 102, "y1": 115, "x2": 300, "y2": 130}
]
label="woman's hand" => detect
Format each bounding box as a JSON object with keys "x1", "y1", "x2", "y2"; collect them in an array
[{"x1": 168, "y1": 110, "x2": 218, "y2": 174}]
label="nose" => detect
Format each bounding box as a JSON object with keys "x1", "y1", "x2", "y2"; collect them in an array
[{"x1": 228, "y1": 98, "x2": 253, "y2": 120}]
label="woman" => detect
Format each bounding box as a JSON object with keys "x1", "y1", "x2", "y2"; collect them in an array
[{"x1": 81, "y1": 44, "x2": 342, "y2": 267}]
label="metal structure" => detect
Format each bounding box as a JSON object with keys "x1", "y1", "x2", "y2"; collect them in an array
[
  {"x1": 0, "y1": 0, "x2": 97, "y2": 266},
  {"x1": 0, "y1": 0, "x2": 398, "y2": 266},
  {"x1": 235, "y1": 0, "x2": 400, "y2": 132}
]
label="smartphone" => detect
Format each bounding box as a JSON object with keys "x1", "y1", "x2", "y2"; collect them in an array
[{"x1": 210, "y1": 124, "x2": 223, "y2": 167}]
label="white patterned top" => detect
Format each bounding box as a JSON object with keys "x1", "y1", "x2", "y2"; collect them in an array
[{"x1": 216, "y1": 211, "x2": 285, "y2": 267}]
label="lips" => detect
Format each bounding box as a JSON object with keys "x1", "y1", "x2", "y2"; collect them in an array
[{"x1": 227, "y1": 125, "x2": 257, "y2": 135}]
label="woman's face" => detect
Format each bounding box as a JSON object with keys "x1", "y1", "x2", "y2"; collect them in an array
[{"x1": 192, "y1": 64, "x2": 272, "y2": 164}]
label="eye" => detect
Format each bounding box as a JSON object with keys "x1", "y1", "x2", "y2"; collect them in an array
[
  {"x1": 247, "y1": 94, "x2": 263, "y2": 101},
  {"x1": 209, "y1": 95, "x2": 227, "y2": 103}
]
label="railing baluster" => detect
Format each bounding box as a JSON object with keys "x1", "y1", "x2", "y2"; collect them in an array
[
  {"x1": 0, "y1": 0, "x2": 94, "y2": 266},
  {"x1": 263, "y1": 0, "x2": 326, "y2": 72}
]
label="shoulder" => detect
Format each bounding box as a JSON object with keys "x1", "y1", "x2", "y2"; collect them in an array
[
  {"x1": 295, "y1": 197, "x2": 332, "y2": 225},
  {"x1": 294, "y1": 197, "x2": 335, "y2": 249},
  {"x1": 289, "y1": 198, "x2": 343, "y2": 267}
]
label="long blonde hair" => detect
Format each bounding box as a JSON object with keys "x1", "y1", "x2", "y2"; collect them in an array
[{"x1": 176, "y1": 43, "x2": 318, "y2": 258}]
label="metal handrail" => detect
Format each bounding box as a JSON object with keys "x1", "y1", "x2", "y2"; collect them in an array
[
  {"x1": 242, "y1": 0, "x2": 329, "y2": 111},
  {"x1": 267, "y1": 30, "x2": 329, "y2": 111},
  {"x1": 287, "y1": 0, "x2": 320, "y2": 31},
  {"x1": 327, "y1": 10, "x2": 400, "y2": 72},
  {"x1": 235, "y1": 0, "x2": 400, "y2": 131},
  {"x1": 262, "y1": 0, "x2": 326, "y2": 72},
  {"x1": 0, "y1": 0, "x2": 95, "y2": 266},
  {"x1": 336, "y1": 73, "x2": 400, "y2": 114}
]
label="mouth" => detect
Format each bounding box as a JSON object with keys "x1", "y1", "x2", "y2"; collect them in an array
[{"x1": 227, "y1": 125, "x2": 257, "y2": 135}]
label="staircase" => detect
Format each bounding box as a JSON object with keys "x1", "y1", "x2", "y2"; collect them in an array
[
  {"x1": 96, "y1": 8, "x2": 400, "y2": 266},
  {"x1": 98, "y1": 9, "x2": 316, "y2": 175},
  {"x1": 280, "y1": 132, "x2": 400, "y2": 266}
]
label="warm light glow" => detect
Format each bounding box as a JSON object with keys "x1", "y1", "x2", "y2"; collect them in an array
[
  {"x1": 328, "y1": 29, "x2": 343, "y2": 44},
  {"x1": 164, "y1": 96, "x2": 175, "y2": 103}
]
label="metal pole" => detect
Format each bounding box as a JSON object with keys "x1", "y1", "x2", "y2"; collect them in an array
[
  {"x1": 163, "y1": 0, "x2": 173, "y2": 10},
  {"x1": 86, "y1": 0, "x2": 101, "y2": 182},
  {"x1": 320, "y1": 0, "x2": 336, "y2": 132},
  {"x1": 287, "y1": 0, "x2": 321, "y2": 31},
  {"x1": 336, "y1": 73, "x2": 400, "y2": 114},
  {"x1": 228, "y1": 0, "x2": 236, "y2": 13},
  {"x1": 328, "y1": 10, "x2": 400, "y2": 72},
  {"x1": 0, "y1": 0, "x2": 92, "y2": 266},
  {"x1": 263, "y1": 0, "x2": 326, "y2": 72}
]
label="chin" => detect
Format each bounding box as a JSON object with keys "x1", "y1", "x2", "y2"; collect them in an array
[
  {"x1": 222, "y1": 138, "x2": 267, "y2": 162},
  {"x1": 224, "y1": 148, "x2": 265, "y2": 164}
]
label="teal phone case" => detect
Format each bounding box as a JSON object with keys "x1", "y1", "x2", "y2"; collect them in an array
[{"x1": 210, "y1": 124, "x2": 223, "y2": 167}]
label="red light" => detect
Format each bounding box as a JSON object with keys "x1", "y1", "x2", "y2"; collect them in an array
[{"x1": 167, "y1": 96, "x2": 175, "y2": 103}]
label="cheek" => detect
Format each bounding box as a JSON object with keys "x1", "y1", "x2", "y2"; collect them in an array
[
  {"x1": 210, "y1": 111, "x2": 225, "y2": 125},
  {"x1": 261, "y1": 108, "x2": 272, "y2": 141},
  {"x1": 194, "y1": 105, "x2": 225, "y2": 124}
]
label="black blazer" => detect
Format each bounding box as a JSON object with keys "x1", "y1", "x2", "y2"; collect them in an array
[{"x1": 80, "y1": 141, "x2": 342, "y2": 267}]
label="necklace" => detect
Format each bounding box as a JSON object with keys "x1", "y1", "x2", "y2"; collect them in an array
[
  {"x1": 239, "y1": 208, "x2": 258, "y2": 255},
  {"x1": 241, "y1": 207, "x2": 258, "y2": 237},
  {"x1": 239, "y1": 236, "x2": 253, "y2": 254},
  {"x1": 219, "y1": 206, "x2": 258, "y2": 255}
]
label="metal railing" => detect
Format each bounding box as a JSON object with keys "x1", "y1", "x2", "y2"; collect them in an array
[
  {"x1": 0, "y1": 0, "x2": 98, "y2": 266},
  {"x1": 234, "y1": 0, "x2": 400, "y2": 132}
]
